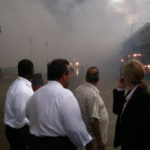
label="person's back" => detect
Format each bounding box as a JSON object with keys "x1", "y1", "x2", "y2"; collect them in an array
[
  {"x1": 4, "y1": 77, "x2": 33, "y2": 128},
  {"x1": 75, "y1": 83, "x2": 108, "y2": 141},
  {"x1": 27, "y1": 81, "x2": 78, "y2": 136},
  {"x1": 74, "y1": 83, "x2": 94, "y2": 132}
]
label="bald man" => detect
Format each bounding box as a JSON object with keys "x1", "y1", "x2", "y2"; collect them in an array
[{"x1": 74, "y1": 67, "x2": 109, "y2": 150}]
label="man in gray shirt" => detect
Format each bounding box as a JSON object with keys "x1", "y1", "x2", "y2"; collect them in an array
[{"x1": 74, "y1": 67, "x2": 109, "y2": 150}]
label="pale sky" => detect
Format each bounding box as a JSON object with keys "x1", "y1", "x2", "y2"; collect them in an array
[{"x1": 0, "y1": 0, "x2": 150, "y2": 68}]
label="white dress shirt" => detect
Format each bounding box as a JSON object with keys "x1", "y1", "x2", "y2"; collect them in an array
[
  {"x1": 74, "y1": 82, "x2": 109, "y2": 143},
  {"x1": 4, "y1": 76, "x2": 34, "y2": 129},
  {"x1": 26, "y1": 81, "x2": 92, "y2": 149}
]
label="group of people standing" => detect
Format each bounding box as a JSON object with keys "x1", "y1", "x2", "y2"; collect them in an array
[{"x1": 3, "y1": 58, "x2": 150, "y2": 150}]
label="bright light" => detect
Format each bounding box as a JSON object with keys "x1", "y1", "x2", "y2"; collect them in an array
[
  {"x1": 75, "y1": 61, "x2": 79, "y2": 67},
  {"x1": 120, "y1": 58, "x2": 125, "y2": 63},
  {"x1": 76, "y1": 69, "x2": 79, "y2": 76},
  {"x1": 144, "y1": 65, "x2": 150, "y2": 69},
  {"x1": 133, "y1": 53, "x2": 142, "y2": 57},
  {"x1": 137, "y1": 53, "x2": 142, "y2": 57}
]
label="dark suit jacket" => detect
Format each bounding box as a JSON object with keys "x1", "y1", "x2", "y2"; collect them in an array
[
  {"x1": 113, "y1": 86, "x2": 150, "y2": 150},
  {"x1": 113, "y1": 89, "x2": 126, "y2": 148}
]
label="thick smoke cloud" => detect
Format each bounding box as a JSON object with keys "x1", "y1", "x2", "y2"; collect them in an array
[
  {"x1": 41, "y1": 0, "x2": 86, "y2": 16},
  {"x1": 0, "y1": 0, "x2": 150, "y2": 72}
]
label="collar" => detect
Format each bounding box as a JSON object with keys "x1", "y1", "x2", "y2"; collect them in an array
[
  {"x1": 126, "y1": 84, "x2": 140, "y2": 101},
  {"x1": 17, "y1": 76, "x2": 32, "y2": 87},
  {"x1": 47, "y1": 80, "x2": 63, "y2": 88},
  {"x1": 85, "y1": 82, "x2": 99, "y2": 94}
]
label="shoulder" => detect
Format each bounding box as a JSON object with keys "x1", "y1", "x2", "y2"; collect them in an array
[
  {"x1": 136, "y1": 86, "x2": 150, "y2": 98},
  {"x1": 62, "y1": 88, "x2": 75, "y2": 99},
  {"x1": 135, "y1": 86, "x2": 150, "y2": 106},
  {"x1": 15, "y1": 78, "x2": 33, "y2": 96},
  {"x1": 7, "y1": 78, "x2": 24, "y2": 94},
  {"x1": 75, "y1": 83, "x2": 96, "y2": 96},
  {"x1": 74, "y1": 84, "x2": 87, "y2": 92},
  {"x1": 57, "y1": 88, "x2": 80, "y2": 110}
]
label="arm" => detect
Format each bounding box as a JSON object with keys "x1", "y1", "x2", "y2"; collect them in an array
[
  {"x1": 60, "y1": 94, "x2": 96, "y2": 150},
  {"x1": 113, "y1": 77, "x2": 126, "y2": 114},
  {"x1": 89, "y1": 94, "x2": 108, "y2": 150},
  {"x1": 13, "y1": 93, "x2": 30, "y2": 145},
  {"x1": 86, "y1": 141, "x2": 96, "y2": 150},
  {"x1": 25, "y1": 95, "x2": 32, "y2": 119},
  {"x1": 13, "y1": 92, "x2": 30, "y2": 126},
  {"x1": 91, "y1": 118, "x2": 105, "y2": 150},
  {"x1": 113, "y1": 89, "x2": 125, "y2": 114}
]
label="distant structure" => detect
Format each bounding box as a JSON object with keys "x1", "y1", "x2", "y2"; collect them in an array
[
  {"x1": 122, "y1": 23, "x2": 150, "y2": 56},
  {"x1": 120, "y1": 23, "x2": 150, "y2": 77}
]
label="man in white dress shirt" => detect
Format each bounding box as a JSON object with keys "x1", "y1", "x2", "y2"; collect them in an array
[
  {"x1": 74, "y1": 67, "x2": 109, "y2": 150},
  {"x1": 4, "y1": 59, "x2": 34, "y2": 150},
  {"x1": 26, "y1": 58, "x2": 96, "y2": 150}
]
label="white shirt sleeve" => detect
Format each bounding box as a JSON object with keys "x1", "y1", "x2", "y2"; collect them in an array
[
  {"x1": 13, "y1": 92, "x2": 30, "y2": 126},
  {"x1": 91, "y1": 96, "x2": 101, "y2": 120},
  {"x1": 25, "y1": 95, "x2": 31, "y2": 119},
  {"x1": 60, "y1": 94, "x2": 92, "y2": 149}
]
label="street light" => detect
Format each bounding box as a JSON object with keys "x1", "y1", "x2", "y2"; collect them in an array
[{"x1": 75, "y1": 61, "x2": 79, "y2": 67}]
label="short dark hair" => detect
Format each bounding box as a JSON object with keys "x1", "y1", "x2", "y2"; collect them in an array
[
  {"x1": 86, "y1": 67, "x2": 99, "y2": 83},
  {"x1": 47, "y1": 58, "x2": 69, "y2": 80},
  {"x1": 18, "y1": 59, "x2": 34, "y2": 77}
]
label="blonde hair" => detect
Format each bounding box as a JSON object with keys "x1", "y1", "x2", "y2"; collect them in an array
[{"x1": 124, "y1": 59, "x2": 146, "y2": 85}]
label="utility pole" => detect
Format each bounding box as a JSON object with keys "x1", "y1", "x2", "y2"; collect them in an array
[
  {"x1": 29, "y1": 37, "x2": 32, "y2": 60},
  {"x1": 46, "y1": 41, "x2": 49, "y2": 63}
]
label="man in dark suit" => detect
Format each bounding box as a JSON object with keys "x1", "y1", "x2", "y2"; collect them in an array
[{"x1": 113, "y1": 59, "x2": 150, "y2": 150}]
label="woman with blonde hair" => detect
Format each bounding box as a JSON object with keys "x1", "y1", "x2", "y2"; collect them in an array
[{"x1": 113, "y1": 59, "x2": 150, "y2": 150}]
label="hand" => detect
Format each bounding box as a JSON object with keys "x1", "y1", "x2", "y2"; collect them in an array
[
  {"x1": 97, "y1": 140, "x2": 105, "y2": 150},
  {"x1": 118, "y1": 77, "x2": 126, "y2": 89},
  {"x1": 86, "y1": 140, "x2": 97, "y2": 150}
]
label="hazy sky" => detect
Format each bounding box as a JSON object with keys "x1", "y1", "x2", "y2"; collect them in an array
[{"x1": 0, "y1": 0, "x2": 150, "y2": 68}]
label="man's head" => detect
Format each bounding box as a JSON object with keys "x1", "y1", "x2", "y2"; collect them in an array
[
  {"x1": 86, "y1": 67, "x2": 99, "y2": 85},
  {"x1": 47, "y1": 58, "x2": 70, "y2": 88},
  {"x1": 18, "y1": 59, "x2": 34, "y2": 81}
]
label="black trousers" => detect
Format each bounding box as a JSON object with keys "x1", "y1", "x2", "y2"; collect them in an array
[
  {"x1": 29, "y1": 134, "x2": 77, "y2": 150},
  {"x1": 5, "y1": 125, "x2": 29, "y2": 150}
]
